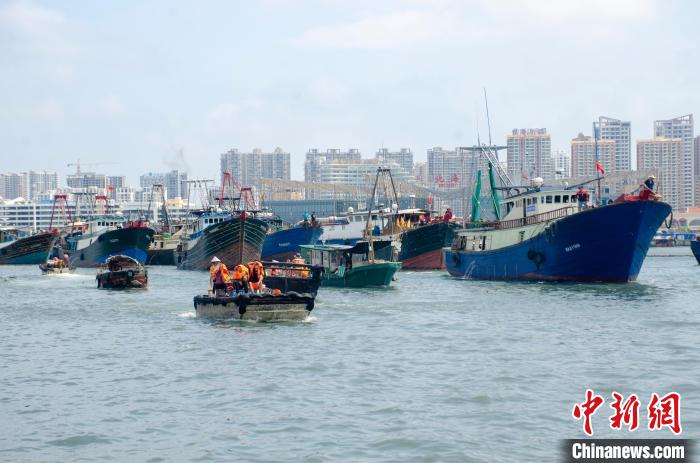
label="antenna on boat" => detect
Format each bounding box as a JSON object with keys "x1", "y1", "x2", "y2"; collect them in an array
[{"x1": 484, "y1": 87, "x2": 492, "y2": 146}]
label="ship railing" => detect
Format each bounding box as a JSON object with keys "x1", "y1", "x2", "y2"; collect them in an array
[{"x1": 494, "y1": 206, "x2": 575, "y2": 230}]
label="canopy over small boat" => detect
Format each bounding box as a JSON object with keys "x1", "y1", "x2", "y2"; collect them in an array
[{"x1": 97, "y1": 254, "x2": 148, "y2": 289}]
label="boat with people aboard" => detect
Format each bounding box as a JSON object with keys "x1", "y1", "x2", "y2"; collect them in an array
[
  {"x1": 176, "y1": 184, "x2": 269, "y2": 271},
  {"x1": 261, "y1": 260, "x2": 325, "y2": 295},
  {"x1": 96, "y1": 255, "x2": 148, "y2": 289},
  {"x1": 692, "y1": 237, "x2": 700, "y2": 265},
  {"x1": 194, "y1": 291, "x2": 315, "y2": 321},
  {"x1": 193, "y1": 256, "x2": 320, "y2": 321},
  {"x1": 300, "y1": 240, "x2": 400, "y2": 287},
  {"x1": 444, "y1": 155, "x2": 672, "y2": 282},
  {"x1": 0, "y1": 227, "x2": 58, "y2": 265},
  {"x1": 39, "y1": 256, "x2": 74, "y2": 274}
]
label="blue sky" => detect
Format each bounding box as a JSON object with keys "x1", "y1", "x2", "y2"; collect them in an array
[{"x1": 0, "y1": 0, "x2": 698, "y2": 182}]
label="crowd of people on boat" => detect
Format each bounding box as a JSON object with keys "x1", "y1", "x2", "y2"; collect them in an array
[{"x1": 208, "y1": 254, "x2": 309, "y2": 296}]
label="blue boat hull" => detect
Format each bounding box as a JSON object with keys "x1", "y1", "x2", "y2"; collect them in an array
[
  {"x1": 691, "y1": 240, "x2": 700, "y2": 265},
  {"x1": 444, "y1": 201, "x2": 672, "y2": 282},
  {"x1": 68, "y1": 227, "x2": 154, "y2": 268},
  {"x1": 262, "y1": 225, "x2": 322, "y2": 262}
]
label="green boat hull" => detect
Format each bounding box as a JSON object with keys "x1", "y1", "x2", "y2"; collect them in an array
[{"x1": 322, "y1": 262, "x2": 400, "y2": 287}]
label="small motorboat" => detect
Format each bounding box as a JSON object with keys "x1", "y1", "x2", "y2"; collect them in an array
[
  {"x1": 193, "y1": 291, "x2": 315, "y2": 321},
  {"x1": 96, "y1": 255, "x2": 148, "y2": 289},
  {"x1": 39, "y1": 257, "x2": 74, "y2": 274}
]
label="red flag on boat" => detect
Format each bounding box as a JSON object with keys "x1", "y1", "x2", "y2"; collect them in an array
[
  {"x1": 595, "y1": 161, "x2": 605, "y2": 174},
  {"x1": 108, "y1": 185, "x2": 114, "y2": 190},
  {"x1": 428, "y1": 195, "x2": 433, "y2": 205}
]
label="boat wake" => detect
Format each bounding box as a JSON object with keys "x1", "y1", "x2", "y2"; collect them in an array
[{"x1": 177, "y1": 311, "x2": 196, "y2": 319}]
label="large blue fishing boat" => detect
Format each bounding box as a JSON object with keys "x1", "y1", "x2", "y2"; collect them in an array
[
  {"x1": 444, "y1": 185, "x2": 671, "y2": 282},
  {"x1": 65, "y1": 217, "x2": 155, "y2": 267},
  {"x1": 262, "y1": 221, "x2": 323, "y2": 262}
]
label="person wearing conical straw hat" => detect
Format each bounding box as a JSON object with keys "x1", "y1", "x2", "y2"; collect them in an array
[{"x1": 209, "y1": 256, "x2": 231, "y2": 295}]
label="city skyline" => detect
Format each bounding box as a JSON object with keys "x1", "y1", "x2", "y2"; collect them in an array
[{"x1": 1, "y1": 1, "x2": 699, "y2": 183}]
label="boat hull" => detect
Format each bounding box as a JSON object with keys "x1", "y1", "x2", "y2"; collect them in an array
[
  {"x1": 146, "y1": 248, "x2": 176, "y2": 266},
  {"x1": 323, "y1": 262, "x2": 401, "y2": 287},
  {"x1": 399, "y1": 222, "x2": 458, "y2": 269},
  {"x1": 177, "y1": 218, "x2": 268, "y2": 270},
  {"x1": 444, "y1": 200, "x2": 671, "y2": 282},
  {"x1": 262, "y1": 224, "x2": 322, "y2": 262},
  {"x1": 69, "y1": 227, "x2": 154, "y2": 268},
  {"x1": 96, "y1": 269, "x2": 148, "y2": 289},
  {"x1": 193, "y1": 293, "x2": 314, "y2": 321},
  {"x1": 0, "y1": 232, "x2": 57, "y2": 265},
  {"x1": 691, "y1": 240, "x2": 700, "y2": 265}
]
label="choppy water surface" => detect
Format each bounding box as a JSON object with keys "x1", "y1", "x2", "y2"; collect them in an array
[{"x1": 1, "y1": 255, "x2": 698, "y2": 462}]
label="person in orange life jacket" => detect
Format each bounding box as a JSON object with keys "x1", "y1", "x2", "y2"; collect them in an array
[
  {"x1": 231, "y1": 263, "x2": 249, "y2": 293},
  {"x1": 247, "y1": 261, "x2": 264, "y2": 293},
  {"x1": 209, "y1": 256, "x2": 232, "y2": 295},
  {"x1": 576, "y1": 186, "x2": 590, "y2": 210},
  {"x1": 443, "y1": 207, "x2": 453, "y2": 222},
  {"x1": 291, "y1": 253, "x2": 308, "y2": 278}
]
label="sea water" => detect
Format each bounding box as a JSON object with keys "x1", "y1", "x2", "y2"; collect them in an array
[{"x1": 1, "y1": 255, "x2": 698, "y2": 462}]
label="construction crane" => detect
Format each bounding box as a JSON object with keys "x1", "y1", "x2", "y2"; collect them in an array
[{"x1": 66, "y1": 158, "x2": 118, "y2": 175}]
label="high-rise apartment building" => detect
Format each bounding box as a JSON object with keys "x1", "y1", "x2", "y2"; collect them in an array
[
  {"x1": 220, "y1": 148, "x2": 290, "y2": 189},
  {"x1": 570, "y1": 134, "x2": 615, "y2": 178},
  {"x1": 304, "y1": 149, "x2": 362, "y2": 183},
  {"x1": 0, "y1": 171, "x2": 59, "y2": 200},
  {"x1": 506, "y1": 129, "x2": 554, "y2": 182},
  {"x1": 654, "y1": 114, "x2": 694, "y2": 208},
  {"x1": 637, "y1": 137, "x2": 684, "y2": 210},
  {"x1": 139, "y1": 170, "x2": 188, "y2": 199},
  {"x1": 594, "y1": 116, "x2": 631, "y2": 173},
  {"x1": 695, "y1": 135, "x2": 700, "y2": 205},
  {"x1": 375, "y1": 148, "x2": 413, "y2": 175},
  {"x1": 413, "y1": 162, "x2": 429, "y2": 186},
  {"x1": 66, "y1": 172, "x2": 107, "y2": 190},
  {"x1": 552, "y1": 150, "x2": 571, "y2": 179},
  {"x1": 427, "y1": 147, "x2": 464, "y2": 188},
  {"x1": 0, "y1": 173, "x2": 26, "y2": 200},
  {"x1": 105, "y1": 176, "x2": 127, "y2": 200}
]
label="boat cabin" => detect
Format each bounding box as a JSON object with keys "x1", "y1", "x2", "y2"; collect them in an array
[
  {"x1": 500, "y1": 188, "x2": 580, "y2": 222},
  {"x1": 300, "y1": 240, "x2": 393, "y2": 273}
]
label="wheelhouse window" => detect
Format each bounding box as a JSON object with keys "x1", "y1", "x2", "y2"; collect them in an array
[
  {"x1": 554, "y1": 195, "x2": 561, "y2": 203},
  {"x1": 546, "y1": 196, "x2": 553, "y2": 204},
  {"x1": 563, "y1": 195, "x2": 569, "y2": 203}
]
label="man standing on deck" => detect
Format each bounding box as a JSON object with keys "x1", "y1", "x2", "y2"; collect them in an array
[
  {"x1": 576, "y1": 186, "x2": 590, "y2": 211},
  {"x1": 640, "y1": 175, "x2": 659, "y2": 200},
  {"x1": 209, "y1": 257, "x2": 231, "y2": 296}
]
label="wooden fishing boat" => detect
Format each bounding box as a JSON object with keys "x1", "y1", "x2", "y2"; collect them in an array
[
  {"x1": 300, "y1": 240, "x2": 400, "y2": 287},
  {"x1": 96, "y1": 255, "x2": 148, "y2": 289},
  {"x1": 193, "y1": 292, "x2": 315, "y2": 321}
]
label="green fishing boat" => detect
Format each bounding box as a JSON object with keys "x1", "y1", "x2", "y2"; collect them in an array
[{"x1": 299, "y1": 240, "x2": 400, "y2": 288}]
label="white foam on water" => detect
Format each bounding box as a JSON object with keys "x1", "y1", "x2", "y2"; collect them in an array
[
  {"x1": 177, "y1": 311, "x2": 196, "y2": 319},
  {"x1": 302, "y1": 315, "x2": 318, "y2": 323}
]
